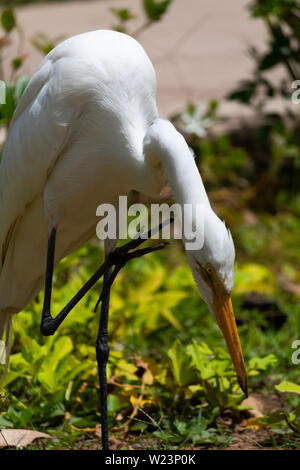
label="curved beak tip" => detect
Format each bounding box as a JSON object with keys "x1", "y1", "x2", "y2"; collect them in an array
[
  {"x1": 212, "y1": 293, "x2": 248, "y2": 398},
  {"x1": 237, "y1": 375, "x2": 248, "y2": 398}
]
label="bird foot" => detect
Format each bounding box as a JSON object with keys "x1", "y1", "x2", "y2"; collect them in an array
[{"x1": 94, "y1": 220, "x2": 172, "y2": 312}]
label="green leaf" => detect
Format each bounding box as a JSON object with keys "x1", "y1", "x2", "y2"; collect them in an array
[
  {"x1": 1, "y1": 8, "x2": 16, "y2": 33},
  {"x1": 36, "y1": 336, "x2": 73, "y2": 391},
  {"x1": 186, "y1": 341, "x2": 215, "y2": 380},
  {"x1": 167, "y1": 339, "x2": 197, "y2": 386},
  {"x1": 259, "y1": 51, "x2": 281, "y2": 71},
  {"x1": 234, "y1": 264, "x2": 277, "y2": 296},
  {"x1": 160, "y1": 308, "x2": 184, "y2": 332},
  {"x1": 69, "y1": 415, "x2": 98, "y2": 429},
  {"x1": 154, "y1": 290, "x2": 187, "y2": 308},
  {"x1": 248, "y1": 354, "x2": 278, "y2": 372},
  {"x1": 107, "y1": 395, "x2": 121, "y2": 415},
  {"x1": 143, "y1": 0, "x2": 172, "y2": 22},
  {"x1": 0, "y1": 82, "x2": 15, "y2": 122},
  {"x1": 227, "y1": 80, "x2": 256, "y2": 104},
  {"x1": 14, "y1": 74, "x2": 30, "y2": 100},
  {"x1": 174, "y1": 419, "x2": 187, "y2": 435},
  {"x1": 111, "y1": 8, "x2": 136, "y2": 22},
  {"x1": 12, "y1": 57, "x2": 23, "y2": 71},
  {"x1": 153, "y1": 430, "x2": 182, "y2": 443},
  {"x1": 275, "y1": 381, "x2": 300, "y2": 395}
]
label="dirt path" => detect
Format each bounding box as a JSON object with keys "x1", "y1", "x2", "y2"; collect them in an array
[{"x1": 5, "y1": 0, "x2": 269, "y2": 117}]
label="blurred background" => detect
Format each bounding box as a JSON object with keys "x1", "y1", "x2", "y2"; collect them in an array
[{"x1": 0, "y1": 0, "x2": 299, "y2": 450}]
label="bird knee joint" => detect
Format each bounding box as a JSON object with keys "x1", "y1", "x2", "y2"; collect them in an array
[
  {"x1": 96, "y1": 337, "x2": 110, "y2": 361},
  {"x1": 40, "y1": 318, "x2": 56, "y2": 336}
]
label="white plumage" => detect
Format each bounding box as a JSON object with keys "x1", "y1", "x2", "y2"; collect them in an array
[
  {"x1": 0, "y1": 30, "x2": 158, "y2": 311},
  {"x1": 0, "y1": 30, "x2": 246, "y2": 393}
]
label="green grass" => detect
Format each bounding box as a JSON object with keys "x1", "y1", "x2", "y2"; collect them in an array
[{"x1": 0, "y1": 205, "x2": 299, "y2": 449}]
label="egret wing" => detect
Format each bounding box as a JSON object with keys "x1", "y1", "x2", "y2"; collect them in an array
[{"x1": 0, "y1": 55, "x2": 79, "y2": 268}]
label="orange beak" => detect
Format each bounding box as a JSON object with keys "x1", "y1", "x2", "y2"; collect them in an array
[{"x1": 212, "y1": 292, "x2": 248, "y2": 397}]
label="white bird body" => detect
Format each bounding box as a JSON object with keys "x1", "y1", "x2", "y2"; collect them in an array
[
  {"x1": 0, "y1": 30, "x2": 247, "y2": 394},
  {"x1": 0, "y1": 30, "x2": 160, "y2": 314}
]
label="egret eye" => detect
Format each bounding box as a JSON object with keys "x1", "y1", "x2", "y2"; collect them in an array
[{"x1": 205, "y1": 264, "x2": 214, "y2": 275}]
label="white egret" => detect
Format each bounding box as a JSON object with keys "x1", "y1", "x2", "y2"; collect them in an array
[{"x1": 0, "y1": 30, "x2": 247, "y2": 449}]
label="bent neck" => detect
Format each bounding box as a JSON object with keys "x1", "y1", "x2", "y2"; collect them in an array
[
  {"x1": 144, "y1": 119, "x2": 211, "y2": 210},
  {"x1": 144, "y1": 119, "x2": 215, "y2": 250}
]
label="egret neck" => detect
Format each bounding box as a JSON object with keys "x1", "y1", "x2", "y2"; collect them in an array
[
  {"x1": 143, "y1": 118, "x2": 248, "y2": 397},
  {"x1": 143, "y1": 118, "x2": 212, "y2": 244}
]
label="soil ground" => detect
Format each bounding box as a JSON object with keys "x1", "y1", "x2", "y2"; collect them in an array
[{"x1": 27, "y1": 393, "x2": 298, "y2": 450}]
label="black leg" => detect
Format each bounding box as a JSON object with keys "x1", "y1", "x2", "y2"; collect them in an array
[
  {"x1": 41, "y1": 228, "x2": 113, "y2": 336},
  {"x1": 42, "y1": 227, "x2": 56, "y2": 326},
  {"x1": 95, "y1": 259, "x2": 129, "y2": 450},
  {"x1": 40, "y1": 220, "x2": 173, "y2": 451},
  {"x1": 96, "y1": 266, "x2": 112, "y2": 450}
]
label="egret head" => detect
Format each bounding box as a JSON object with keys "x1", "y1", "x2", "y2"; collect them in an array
[{"x1": 185, "y1": 209, "x2": 248, "y2": 396}]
